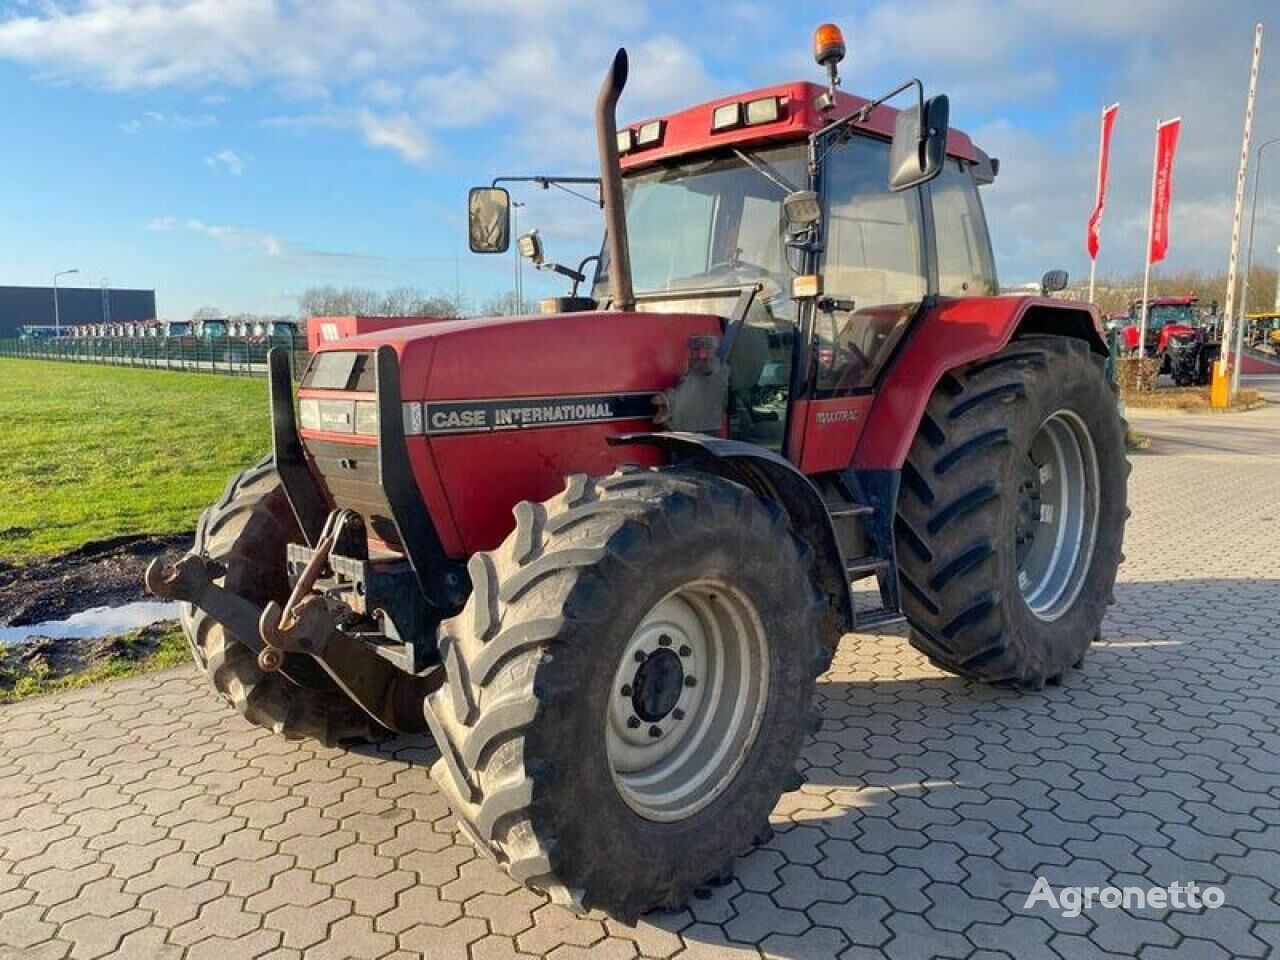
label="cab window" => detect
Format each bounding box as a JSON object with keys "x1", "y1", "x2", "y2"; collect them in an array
[
  {"x1": 931, "y1": 161, "x2": 997, "y2": 297},
  {"x1": 818, "y1": 135, "x2": 927, "y2": 394}
]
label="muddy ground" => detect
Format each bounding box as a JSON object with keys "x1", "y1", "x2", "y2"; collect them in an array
[
  {"x1": 0, "y1": 533, "x2": 191, "y2": 627},
  {"x1": 0, "y1": 620, "x2": 184, "y2": 695}
]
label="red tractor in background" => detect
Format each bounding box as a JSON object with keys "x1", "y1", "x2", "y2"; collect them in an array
[
  {"x1": 149, "y1": 24, "x2": 1128, "y2": 920},
  {"x1": 1119, "y1": 295, "x2": 1221, "y2": 386}
]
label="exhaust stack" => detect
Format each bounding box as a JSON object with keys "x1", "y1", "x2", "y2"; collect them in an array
[{"x1": 595, "y1": 48, "x2": 635, "y2": 311}]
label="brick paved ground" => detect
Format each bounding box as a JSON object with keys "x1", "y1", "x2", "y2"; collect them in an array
[{"x1": 2, "y1": 389, "x2": 1279, "y2": 959}]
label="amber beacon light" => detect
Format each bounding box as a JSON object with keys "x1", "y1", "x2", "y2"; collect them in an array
[{"x1": 813, "y1": 23, "x2": 846, "y2": 67}]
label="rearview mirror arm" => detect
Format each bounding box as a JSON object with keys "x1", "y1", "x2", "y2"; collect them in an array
[
  {"x1": 491, "y1": 175, "x2": 604, "y2": 207},
  {"x1": 808, "y1": 77, "x2": 925, "y2": 176}
]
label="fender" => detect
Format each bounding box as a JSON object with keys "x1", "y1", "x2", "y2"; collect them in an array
[
  {"x1": 854, "y1": 296, "x2": 1107, "y2": 470},
  {"x1": 609, "y1": 432, "x2": 854, "y2": 640}
]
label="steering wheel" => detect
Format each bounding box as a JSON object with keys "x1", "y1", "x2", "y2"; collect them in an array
[{"x1": 705, "y1": 258, "x2": 772, "y2": 278}]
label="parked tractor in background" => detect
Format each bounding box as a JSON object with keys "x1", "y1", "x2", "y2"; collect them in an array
[
  {"x1": 1119, "y1": 295, "x2": 1221, "y2": 386},
  {"x1": 149, "y1": 23, "x2": 1128, "y2": 921}
]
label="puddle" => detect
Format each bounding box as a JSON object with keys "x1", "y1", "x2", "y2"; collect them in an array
[{"x1": 0, "y1": 601, "x2": 179, "y2": 644}]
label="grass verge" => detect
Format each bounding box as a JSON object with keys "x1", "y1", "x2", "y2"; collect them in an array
[
  {"x1": 0, "y1": 359, "x2": 269, "y2": 564},
  {"x1": 0, "y1": 622, "x2": 189, "y2": 703}
]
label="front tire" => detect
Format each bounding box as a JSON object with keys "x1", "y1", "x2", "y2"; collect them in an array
[
  {"x1": 424, "y1": 469, "x2": 827, "y2": 919},
  {"x1": 896, "y1": 336, "x2": 1128, "y2": 687}
]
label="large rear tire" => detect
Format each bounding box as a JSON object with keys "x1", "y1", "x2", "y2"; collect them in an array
[
  {"x1": 179, "y1": 457, "x2": 380, "y2": 746},
  {"x1": 424, "y1": 469, "x2": 828, "y2": 920},
  {"x1": 896, "y1": 336, "x2": 1128, "y2": 688}
]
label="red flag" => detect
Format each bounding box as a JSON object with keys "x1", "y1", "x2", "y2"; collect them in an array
[
  {"x1": 1086, "y1": 103, "x2": 1119, "y2": 260},
  {"x1": 1148, "y1": 117, "x2": 1182, "y2": 264}
]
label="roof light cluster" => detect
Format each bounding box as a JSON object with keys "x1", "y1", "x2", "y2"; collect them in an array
[
  {"x1": 616, "y1": 119, "x2": 665, "y2": 155},
  {"x1": 711, "y1": 95, "x2": 782, "y2": 132}
]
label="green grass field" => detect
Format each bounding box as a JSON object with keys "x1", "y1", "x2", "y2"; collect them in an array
[{"x1": 0, "y1": 359, "x2": 270, "y2": 564}]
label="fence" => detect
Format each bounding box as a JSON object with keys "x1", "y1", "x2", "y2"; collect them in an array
[{"x1": 0, "y1": 335, "x2": 310, "y2": 379}]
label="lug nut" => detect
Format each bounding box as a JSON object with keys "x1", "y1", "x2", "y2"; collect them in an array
[
  {"x1": 648, "y1": 725, "x2": 663, "y2": 739},
  {"x1": 620, "y1": 684, "x2": 632, "y2": 697},
  {"x1": 684, "y1": 676, "x2": 697, "y2": 688},
  {"x1": 658, "y1": 635, "x2": 672, "y2": 647},
  {"x1": 627, "y1": 716, "x2": 641, "y2": 729},
  {"x1": 678, "y1": 644, "x2": 692, "y2": 657},
  {"x1": 672, "y1": 708, "x2": 685, "y2": 721}
]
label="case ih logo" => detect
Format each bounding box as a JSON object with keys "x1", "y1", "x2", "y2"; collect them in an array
[{"x1": 424, "y1": 393, "x2": 655, "y2": 435}]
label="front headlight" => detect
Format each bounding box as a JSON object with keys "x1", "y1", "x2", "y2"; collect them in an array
[
  {"x1": 355, "y1": 401, "x2": 379, "y2": 436},
  {"x1": 299, "y1": 398, "x2": 320, "y2": 431}
]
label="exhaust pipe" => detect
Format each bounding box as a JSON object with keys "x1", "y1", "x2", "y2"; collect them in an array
[{"x1": 596, "y1": 48, "x2": 635, "y2": 311}]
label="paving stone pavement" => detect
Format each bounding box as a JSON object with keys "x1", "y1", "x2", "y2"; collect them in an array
[{"x1": 3, "y1": 399, "x2": 1280, "y2": 960}]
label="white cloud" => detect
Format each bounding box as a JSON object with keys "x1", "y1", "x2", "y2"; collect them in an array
[
  {"x1": 0, "y1": 0, "x2": 454, "y2": 92},
  {"x1": 204, "y1": 148, "x2": 249, "y2": 175},
  {"x1": 356, "y1": 110, "x2": 432, "y2": 165},
  {"x1": 120, "y1": 110, "x2": 217, "y2": 134},
  {"x1": 147, "y1": 215, "x2": 378, "y2": 264}
]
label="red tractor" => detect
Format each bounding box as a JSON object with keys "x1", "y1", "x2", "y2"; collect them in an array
[
  {"x1": 1119, "y1": 295, "x2": 1222, "y2": 385},
  {"x1": 149, "y1": 24, "x2": 1128, "y2": 921}
]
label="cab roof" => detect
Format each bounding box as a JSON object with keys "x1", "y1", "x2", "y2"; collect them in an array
[
  {"x1": 619, "y1": 80, "x2": 981, "y2": 172},
  {"x1": 1131, "y1": 296, "x2": 1198, "y2": 307}
]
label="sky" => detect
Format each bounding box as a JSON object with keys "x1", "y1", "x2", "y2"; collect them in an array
[{"x1": 0, "y1": 0, "x2": 1276, "y2": 319}]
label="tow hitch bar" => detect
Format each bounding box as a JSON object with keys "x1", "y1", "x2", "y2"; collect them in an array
[{"x1": 145, "y1": 551, "x2": 432, "y2": 734}]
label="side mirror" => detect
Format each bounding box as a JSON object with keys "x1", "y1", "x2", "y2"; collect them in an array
[
  {"x1": 782, "y1": 190, "x2": 822, "y2": 234},
  {"x1": 1040, "y1": 269, "x2": 1069, "y2": 295},
  {"x1": 888, "y1": 94, "x2": 950, "y2": 192},
  {"x1": 517, "y1": 230, "x2": 545, "y2": 266},
  {"x1": 468, "y1": 186, "x2": 511, "y2": 254}
]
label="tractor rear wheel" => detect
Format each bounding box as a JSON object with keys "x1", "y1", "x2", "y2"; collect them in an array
[
  {"x1": 424, "y1": 469, "x2": 827, "y2": 920},
  {"x1": 179, "y1": 457, "x2": 379, "y2": 746},
  {"x1": 896, "y1": 335, "x2": 1128, "y2": 687}
]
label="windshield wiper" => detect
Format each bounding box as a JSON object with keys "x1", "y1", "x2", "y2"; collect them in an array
[{"x1": 733, "y1": 149, "x2": 799, "y2": 195}]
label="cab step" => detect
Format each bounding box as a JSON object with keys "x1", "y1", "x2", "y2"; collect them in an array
[
  {"x1": 854, "y1": 608, "x2": 908, "y2": 631},
  {"x1": 828, "y1": 504, "x2": 874, "y2": 519},
  {"x1": 846, "y1": 555, "x2": 891, "y2": 579}
]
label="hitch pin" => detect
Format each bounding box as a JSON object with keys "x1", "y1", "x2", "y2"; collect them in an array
[{"x1": 257, "y1": 532, "x2": 336, "y2": 673}]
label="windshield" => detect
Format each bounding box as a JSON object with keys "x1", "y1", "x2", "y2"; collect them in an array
[
  {"x1": 1133, "y1": 304, "x2": 1194, "y2": 328},
  {"x1": 596, "y1": 144, "x2": 806, "y2": 304}
]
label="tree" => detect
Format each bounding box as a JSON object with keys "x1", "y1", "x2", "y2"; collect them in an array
[
  {"x1": 191, "y1": 305, "x2": 224, "y2": 321},
  {"x1": 480, "y1": 291, "x2": 520, "y2": 316},
  {"x1": 298, "y1": 285, "x2": 467, "y2": 319}
]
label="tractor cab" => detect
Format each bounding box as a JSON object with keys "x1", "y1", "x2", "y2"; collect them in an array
[
  {"x1": 1122, "y1": 296, "x2": 1199, "y2": 355},
  {"x1": 471, "y1": 26, "x2": 998, "y2": 457}
]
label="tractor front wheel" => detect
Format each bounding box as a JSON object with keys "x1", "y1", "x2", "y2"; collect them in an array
[
  {"x1": 424, "y1": 469, "x2": 827, "y2": 919},
  {"x1": 896, "y1": 336, "x2": 1128, "y2": 687}
]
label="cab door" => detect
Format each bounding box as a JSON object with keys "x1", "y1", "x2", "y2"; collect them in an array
[{"x1": 793, "y1": 134, "x2": 929, "y2": 473}]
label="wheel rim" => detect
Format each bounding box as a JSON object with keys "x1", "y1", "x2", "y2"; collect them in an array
[
  {"x1": 1014, "y1": 409, "x2": 1100, "y2": 621},
  {"x1": 606, "y1": 580, "x2": 770, "y2": 822}
]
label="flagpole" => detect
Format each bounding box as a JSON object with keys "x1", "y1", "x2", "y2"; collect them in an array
[
  {"x1": 1223, "y1": 22, "x2": 1264, "y2": 402},
  {"x1": 1139, "y1": 122, "x2": 1161, "y2": 361},
  {"x1": 1089, "y1": 259, "x2": 1097, "y2": 305}
]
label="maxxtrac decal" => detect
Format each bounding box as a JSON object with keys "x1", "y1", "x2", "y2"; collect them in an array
[{"x1": 422, "y1": 393, "x2": 656, "y2": 435}]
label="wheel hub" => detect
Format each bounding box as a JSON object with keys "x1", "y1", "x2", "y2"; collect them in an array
[
  {"x1": 606, "y1": 581, "x2": 770, "y2": 822},
  {"x1": 631, "y1": 647, "x2": 685, "y2": 723},
  {"x1": 1015, "y1": 410, "x2": 1100, "y2": 621}
]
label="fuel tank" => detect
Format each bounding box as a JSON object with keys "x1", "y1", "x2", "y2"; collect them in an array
[{"x1": 299, "y1": 310, "x2": 721, "y2": 557}]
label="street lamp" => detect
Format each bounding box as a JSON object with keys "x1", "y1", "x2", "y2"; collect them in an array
[{"x1": 52, "y1": 268, "x2": 79, "y2": 337}]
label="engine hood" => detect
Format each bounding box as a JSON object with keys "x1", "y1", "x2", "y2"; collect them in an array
[{"x1": 325, "y1": 309, "x2": 722, "y2": 405}]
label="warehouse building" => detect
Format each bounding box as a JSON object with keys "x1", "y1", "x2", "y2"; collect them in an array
[{"x1": 0, "y1": 285, "x2": 156, "y2": 339}]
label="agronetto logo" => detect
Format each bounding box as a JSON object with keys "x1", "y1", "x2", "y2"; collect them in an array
[{"x1": 1025, "y1": 878, "x2": 1225, "y2": 919}]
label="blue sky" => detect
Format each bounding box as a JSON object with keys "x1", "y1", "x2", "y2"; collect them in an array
[{"x1": 0, "y1": 1, "x2": 1275, "y2": 318}]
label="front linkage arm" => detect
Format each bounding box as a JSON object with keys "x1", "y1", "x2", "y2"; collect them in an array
[{"x1": 146, "y1": 548, "x2": 433, "y2": 735}]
